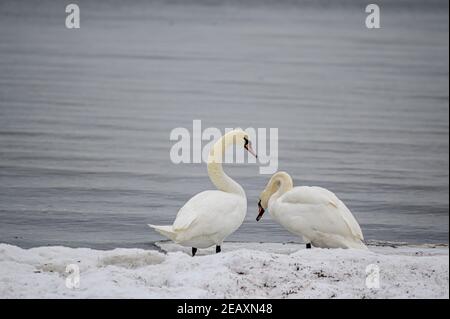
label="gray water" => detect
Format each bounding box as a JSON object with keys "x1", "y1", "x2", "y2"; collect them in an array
[{"x1": 0, "y1": 0, "x2": 448, "y2": 249}]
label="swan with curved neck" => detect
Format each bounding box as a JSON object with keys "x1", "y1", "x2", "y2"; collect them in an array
[
  {"x1": 149, "y1": 129, "x2": 256, "y2": 256},
  {"x1": 207, "y1": 130, "x2": 255, "y2": 196},
  {"x1": 257, "y1": 171, "x2": 367, "y2": 249}
]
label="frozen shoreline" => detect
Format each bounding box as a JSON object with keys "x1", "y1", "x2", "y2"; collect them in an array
[{"x1": 0, "y1": 242, "x2": 448, "y2": 299}]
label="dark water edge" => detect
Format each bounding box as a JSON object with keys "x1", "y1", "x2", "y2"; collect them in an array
[{"x1": 0, "y1": 240, "x2": 448, "y2": 251}]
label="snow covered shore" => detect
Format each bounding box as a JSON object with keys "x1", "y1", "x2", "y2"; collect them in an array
[{"x1": 0, "y1": 242, "x2": 448, "y2": 299}]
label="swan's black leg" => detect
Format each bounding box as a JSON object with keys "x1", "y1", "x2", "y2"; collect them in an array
[
  {"x1": 192, "y1": 247, "x2": 197, "y2": 257},
  {"x1": 306, "y1": 243, "x2": 312, "y2": 249},
  {"x1": 216, "y1": 245, "x2": 221, "y2": 253}
]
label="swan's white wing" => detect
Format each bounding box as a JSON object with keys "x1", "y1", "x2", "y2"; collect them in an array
[
  {"x1": 172, "y1": 190, "x2": 243, "y2": 235},
  {"x1": 280, "y1": 186, "x2": 364, "y2": 240},
  {"x1": 309, "y1": 187, "x2": 364, "y2": 240}
]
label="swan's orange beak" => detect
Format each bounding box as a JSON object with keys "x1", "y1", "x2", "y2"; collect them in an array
[
  {"x1": 256, "y1": 200, "x2": 265, "y2": 221},
  {"x1": 245, "y1": 142, "x2": 258, "y2": 158}
]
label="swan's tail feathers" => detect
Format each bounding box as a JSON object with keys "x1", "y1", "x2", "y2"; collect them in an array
[
  {"x1": 148, "y1": 224, "x2": 178, "y2": 241},
  {"x1": 360, "y1": 240, "x2": 370, "y2": 250},
  {"x1": 349, "y1": 239, "x2": 369, "y2": 250}
]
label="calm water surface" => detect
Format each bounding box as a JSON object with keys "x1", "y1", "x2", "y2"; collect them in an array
[{"x1": 0, "y1": 0, "x2": 448, "y2": 248}]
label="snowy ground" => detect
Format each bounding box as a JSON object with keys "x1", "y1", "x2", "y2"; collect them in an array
[{"x1": 0, "y1": 242, "x2": 448, "y2": 299}]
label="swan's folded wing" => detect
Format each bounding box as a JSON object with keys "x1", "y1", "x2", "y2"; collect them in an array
[
  {"x1": 335, "y1": 200, "x2": 364, "y2": 241},
  {"x1": 281, "y1": 186, "x2": 339, "y2": 207},
  {"x1": 172, "y1": 190, "x2": 241, "y2": 233},
  {"x1": 172, "y1": 201, "x2": 200, "y2": 231},
  {"x1": 172, "y1": 192, "x2": 214, "y2": 231},
  {"x1": 172, "y1": 209, "x2": 197, "y2": 231},
  {"x1": 281, "y1": 186, "x2": 364, "y2": 240}
]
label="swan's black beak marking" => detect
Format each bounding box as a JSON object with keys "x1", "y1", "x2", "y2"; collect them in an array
[
  {"x1": 256, "y1": 200, "x2": 265, "y2": 221},
  {"x1": 244, "y1": 137, "x2": 258, "y2": 158}
]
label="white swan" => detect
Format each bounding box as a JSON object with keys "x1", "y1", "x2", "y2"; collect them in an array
[
  {"x1": 149, "y1": 129, "x2": 257, "y2": 256},
  {"x1": 257, "y1": 171, "x2": 367, "y2": 249}
]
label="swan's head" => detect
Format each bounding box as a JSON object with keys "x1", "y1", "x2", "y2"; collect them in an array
[
  {"x1": 243, "y1": 136, "x2": 257, "y2": 158},
  {"x1": 256, "y1": 185, "x2": 275, "y2": 221},
  {"x1": 256, "y1": 171, "x2": 292, "y2": 221},
  {"x1": 234, "y1": 130, "x2": 257, "y2": 158},
  {"x1": 220, "y1": 129, "x2": 257, "y2": 158},
  {"x1": 208, "y1": 129, "x2": 257, "y2": 165}
]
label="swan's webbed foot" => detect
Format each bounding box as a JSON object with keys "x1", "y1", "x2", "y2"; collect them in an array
[
  {"x1": 306, "y1": 243, "x2": 312, "y2": 249},
  {"x1": 216, "y1": 245, "x2": 221, "y2": 253},
  {"x1": 192, "y1": 247, "x2": 197, "y2": 257}
]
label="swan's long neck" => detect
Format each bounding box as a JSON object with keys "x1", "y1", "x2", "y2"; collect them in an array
[
  {"x1": 270, "y1": 172, "x2": 293, "y2": 202},
  {"x1": 207, "y1": 132, "x2": 245, "y2": 197}
]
